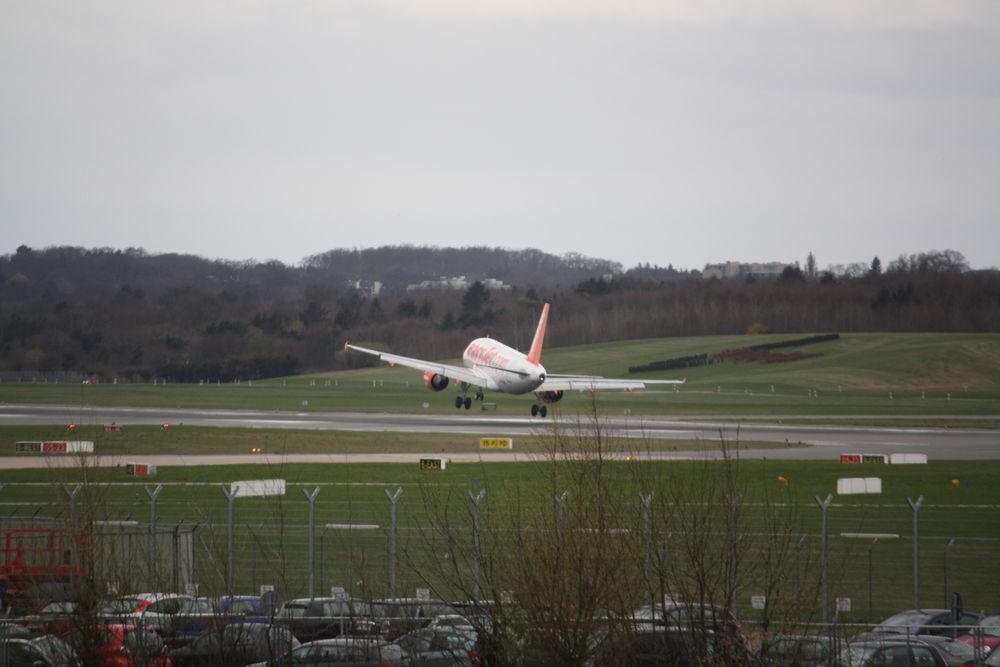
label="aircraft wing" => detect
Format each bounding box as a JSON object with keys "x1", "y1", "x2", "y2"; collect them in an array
[
  {"x1": 344, "y1": 343, "x2": 501, "y2": 391},
  {"x1": 538, "y1": 375, "x2": 685, "y2": 392}
]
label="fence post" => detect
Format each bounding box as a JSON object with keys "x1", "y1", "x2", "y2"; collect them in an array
[
  {"x1": 815, "y1": 494, "x2": 833, "y2": 626},
  {"x1": 222, "y1": 485, "x2": 239, "y2": 593},
  {"x1": 554, "y1": 491, "x2": 569, "y2": 527},
  {"x1": 145, "y1": 484, "x2": 163, "y2": 589},
  {"x1": 907, "y1": 495, "x2": 925, "y2": 610},
  {"x1": 943, "y1": 538, "x2": 956, "y2": 608},
  {"x1": 63, "y1": 484, "x2": 82, "y2": 526},
  {"x1": 639, "y1": 493, "x2": 655, "y2": 587},
  {"x1": 385, "y1": 487, "x2": 403, "y2": 598},
  {"x1": 868, "y1": 538, "x2": 879, "y2": 623},
  {"x1": 468, "y1": 490, "x2": 486, "y2": 601},
  {"x1": 303, "y1": 486, "x2": 321, "y2": 599}
]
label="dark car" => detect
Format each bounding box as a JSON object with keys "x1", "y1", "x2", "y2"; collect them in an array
[
  {"x1": 167, "y1": 622, "x2": 298, "y2": 667},
  {"x1": 1, "y1": 635, "x2": 81, "y2": 667},
  {"x1": 275, "y1": 598, "x2": 374, "y2": 643},
  {"x1": 392, "y1": 627, "x2": 477, "y2": 666},
  {"x1": 865, "y1": 610, "x2": 982, "y2": 639},
  {"x1": 1, "y1": 637, "x2": 61, "y2": 667},
  {"x1": 628, "y1": 602, "x2": 744, "y2": 641},
  {"x1": 592, "y1": 628, "x2": 755, "y2": 667},
  {"x1": 759, "y1": 635, "x2": 832, "y2": 667},
  {"x1": 911, "y1": 636, "x2": 978, "y2": 667},
  {"x1": 246, "y1": 637, "x2": 404, "y2": 666},
  {"x1": 838, "y1": 638, "x2": 973, "y2": 667},
  {"x1": 371, "y1": 599, "x2": 457, "y2": 641}
]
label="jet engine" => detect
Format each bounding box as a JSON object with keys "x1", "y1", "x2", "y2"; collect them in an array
[
  {"x1": 423, "y1": 371, "x2": 450, "y2": 391},
  {"x1": 537, "y1": 390, "x2": 564, "y2": 404}
]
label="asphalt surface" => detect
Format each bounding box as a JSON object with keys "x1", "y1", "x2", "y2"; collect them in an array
[{"x1": 0, "y1": 403, "x2": 997, "y2": 467}]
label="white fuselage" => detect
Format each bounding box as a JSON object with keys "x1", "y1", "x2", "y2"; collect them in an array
[{"x1": 463, "y1": 338, "x2": 547, "y2": 395}]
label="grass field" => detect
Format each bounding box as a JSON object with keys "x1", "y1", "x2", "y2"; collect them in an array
[
  {"x1": 1, "y1": 333, "x2": 999, "y2": 422},
  {"x1": 1, "y1": 455, "x2": 998, "y2": 623},
  {"x1": 1, "y1": 331, "x2": 998, "y2": 627}
]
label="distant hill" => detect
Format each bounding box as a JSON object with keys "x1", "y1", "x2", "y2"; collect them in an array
[{"x1": 1, "y1": 244, "x2": 997, "y2": 382}]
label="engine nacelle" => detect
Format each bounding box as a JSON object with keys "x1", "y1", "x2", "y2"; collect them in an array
[
  {"x1": 423, "y1": 371, "x2": 450, "y2": 391},
  {"x1": 537, "y1": 390, "x2": 564, "y2": 404}
]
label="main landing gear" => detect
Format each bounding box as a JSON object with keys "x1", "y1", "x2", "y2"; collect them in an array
[
  {"x1": 454, "y1": 384, "x2": 485, "y2": 410},
  {"x1": 530, "y1": 404, "x2": 548, "y2": 418}
]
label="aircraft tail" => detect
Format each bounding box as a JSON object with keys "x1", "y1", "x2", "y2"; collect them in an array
[{"x1": 526, "y1": 303, "x2": 550, "y2": 366}]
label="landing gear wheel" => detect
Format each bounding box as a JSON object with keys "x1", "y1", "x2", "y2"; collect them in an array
[
  {"x1": 540, "y1": 406, "x2": 548, "y2": 418},
  {"x1": 455, "y1": 396, "x2": 463, "y2": 409},
  {"x1": 531, "y1": 404, "x2": 539, "y2": 417},
  {"x1": 464, "y1": 397, "x2": 472, "y2": 410}
]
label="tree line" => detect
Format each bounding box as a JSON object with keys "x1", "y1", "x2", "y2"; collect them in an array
[{"x1": 1, "y1": 245, "x2": 997, "y2": 382}]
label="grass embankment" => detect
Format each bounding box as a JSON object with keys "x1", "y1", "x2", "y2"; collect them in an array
[{"x1": 1, "y1": 332, "x2": 999, "y2": 423}]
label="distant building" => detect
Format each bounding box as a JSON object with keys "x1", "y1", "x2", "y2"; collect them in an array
[
  {"x1": 346, "y1": 279, "x2": 382, "y2": 297},
  {"x1": 702, "y1": 261, "x2": 799, "y2": 281},
  {"x1": 406, "y1": 276, "x2": 511, "y2": 293}
]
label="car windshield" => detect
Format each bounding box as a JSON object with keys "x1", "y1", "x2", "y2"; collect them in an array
[
  {"x1": 321, "y1": 601, "x2": 369, "y2": 617},
  {"x1": 373, "y1": 603, "x2": 422, "y2": 619},
  {"x1": 768, "y1": 638, "x2": 828, "y2": 660},
  {"x1": 184, "y1": 598, "x2": 214, "y2": 614},
  {"x1": 279, "y1": 603, "x2": 310, "y2": 619},
  {"x1": 103, "y1": 598, "x2": 141, "y2": 615}
]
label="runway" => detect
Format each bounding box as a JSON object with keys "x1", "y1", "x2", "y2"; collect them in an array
[{"x1": 1, "y1": 403, "x2": 997, "y2": 467}]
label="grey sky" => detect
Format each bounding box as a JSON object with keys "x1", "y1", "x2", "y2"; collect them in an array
[{"x1": 2, "y1": 1, "x2": 998, "y2": 271}]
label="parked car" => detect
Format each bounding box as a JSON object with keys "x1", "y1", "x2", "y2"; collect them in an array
[
  {"x1": 127, "y1": 594, "x2": 196, "y2": 638},
  {"x1": 627, "y1": 602, "x2": 744, "y2": 641},
  {"x1": 864, "y1": 610, "x2": 982, "y2": 639},
  {"x1": 392, "y1": 626, "x2": 478, "y2": 666},
  {"x1": 18, "y1": 600, "x2": 78, "y2": 636},
  {"x1": 838, "y1": 637, "x2": 973, "y2": 667},
  {"x1": 64, "y1": 624, "x2": 171, "y2": 667},
  {"x1": 0, "y1": 636, "x2": 65, "y2": 667},
  {"x1": 275, "y1": 597, "x2": 375, "y2": 643},
  {"x1": 759, "y1": 635, "x2": 832, "y2": 667},
  {"x1": 957, "y1": 614, "x2": 1000, "y2": 654},
  {"x1": 167, "y1": 622, "x2": 298, "y2": 667},
  {"x1": 247, "y1": 636, "x2": 405, "y2": 666},
  {"x1": 167, "y1": 597, "x2": 218, "y2": 648},
  {"x1": 217, "y1": 595, "x2": 266, "y2": 621},
  {"x1": 371, "y1": 599, "x2": 458, "y2": 640}
]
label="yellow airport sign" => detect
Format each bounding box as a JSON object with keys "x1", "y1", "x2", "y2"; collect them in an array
[{"x1": 480, "y1": 437, "x2": 513, "y2": 450}]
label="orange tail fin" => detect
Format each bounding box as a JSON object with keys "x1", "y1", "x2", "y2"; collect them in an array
[{"x1": 526, "y1": 303, "x2": 550, "y2": 366}]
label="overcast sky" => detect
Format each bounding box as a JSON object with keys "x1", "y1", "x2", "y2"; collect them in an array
[{"x1": 2, "y1": 0, "x2": 998, "y2": 271}]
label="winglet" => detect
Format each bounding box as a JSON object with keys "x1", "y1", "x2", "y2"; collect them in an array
[
  {"x1": 343, "y1": 341, "x2": 350, "y2": 352},
  {"x1": 526, "y1": 303, "x2": 550, "y2": 366}
]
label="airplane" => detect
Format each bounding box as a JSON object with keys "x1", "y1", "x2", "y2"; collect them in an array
[{"x1": 344, "y1": 302, "x2": 685, "y2": 417}]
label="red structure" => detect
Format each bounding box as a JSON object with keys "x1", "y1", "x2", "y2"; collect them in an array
[{"x1": 0, "y1": 528, "x2": 88, "y2": 592}]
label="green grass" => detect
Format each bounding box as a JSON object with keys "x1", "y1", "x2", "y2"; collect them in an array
[
  {"x1": 2, "y1": 333, "x2": 999, "y2": 422},
  {"x1": 1, "y1": 459, "x2": 997, "y2": 620}
]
